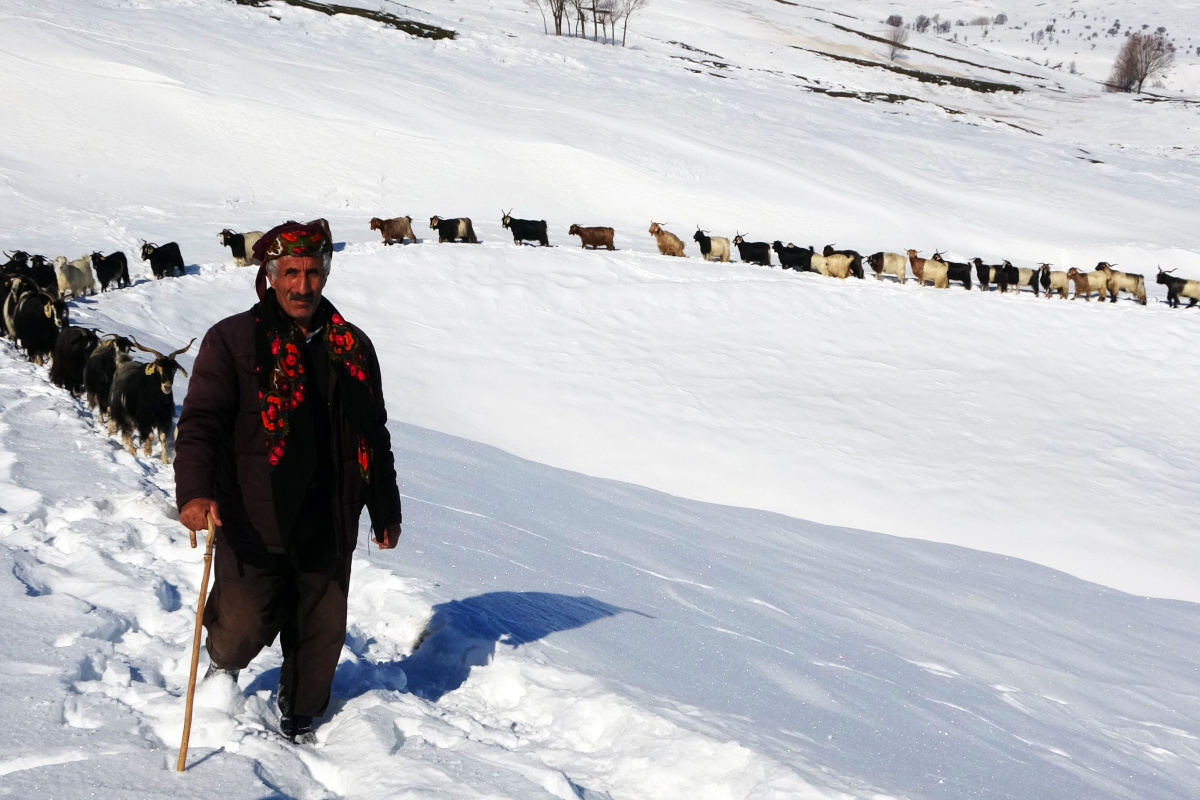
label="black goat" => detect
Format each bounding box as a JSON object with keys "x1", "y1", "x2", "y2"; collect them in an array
[
  {"x1": 772, "y1": 241, "x2": 813, "y2": 271},
  {"x1": 942, "y1": 257, "x2": 973, "y2": 290},
  {"x1": 84, "y1": 335, "x2": 133, "y2": 431},
  {"x1": 13, "y1": 291, "x2": 68, "y2": 366},
  {"x1": 20, "y1": 255, "x2": 59, "y2": 297},
  {"x1": 109, "y1": 337, "x2": 194, "y2": 463},
  {"x1": 2, "y1": 276, "x2": 35, "y2": 339},
  {"x1": 733, "y1": 233, "x2": 771, "y2": 266},
  {"x1": 501, "y1": 210, "x2": 549, "y2": 246},
  {"x1": 91, "y1": 251, "x2": 131, "y2": 292},
  {"x1": 50, "y1": 326, "x2": 100, "y2": 396},
  {"x1": 140, "y1": 241, "x2": 185, "y2": 279},
  {"x1": 1157, "y1": 269, "x2": 1200, "y2": 308},
  {"x1": 822, "y1": 245, "x2": 865, "y2": 279}
]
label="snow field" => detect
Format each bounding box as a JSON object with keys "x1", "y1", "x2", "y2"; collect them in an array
[{"x1": 3, "y1": 0, "x2": 1200, "y2": 797}]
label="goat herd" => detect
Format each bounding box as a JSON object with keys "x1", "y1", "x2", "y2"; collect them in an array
[
  {"x1": 1, "y1": 244, "x2": 192, "y2": 464},
  {"x1": 2, "y1": 211, "x2": 1197, "y2": 465},
  {"x1": 378, "y1": 212, "x2": 1200, "y2": 308}
]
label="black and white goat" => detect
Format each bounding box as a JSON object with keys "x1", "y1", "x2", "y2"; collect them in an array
[
  {"x1": 109, "y1": 337, "x2": 194, "y2": 463},
  {"x1": 218, "y1": 230, "x2": 265, "y2": 267},
  {"x1": 694, "y1": 230, "x2": 731, "y2": 263},
  {"x1": 429, "y1": 216, "x2": 478, "y2": 243},
  {"x1": 1157, "y1": 268, "x2": 1200, "y2": 308}
]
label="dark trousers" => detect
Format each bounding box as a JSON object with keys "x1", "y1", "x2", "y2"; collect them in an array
[{"x1": 204, "y1": 536, "x2": 351, "y2": 718}]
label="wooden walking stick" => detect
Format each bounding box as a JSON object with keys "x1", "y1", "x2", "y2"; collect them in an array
[{"x1": 177, "y1": 513, "x2": 216, "y2": 772}]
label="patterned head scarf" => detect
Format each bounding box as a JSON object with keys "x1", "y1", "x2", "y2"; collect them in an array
[{"x1": 253, "y1": 219, "x2": 334, "y2": 300}]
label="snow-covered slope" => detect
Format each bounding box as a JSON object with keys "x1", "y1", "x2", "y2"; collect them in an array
[{"x1": 2, "y1": 0, "x2": 1199, "y2": 798}]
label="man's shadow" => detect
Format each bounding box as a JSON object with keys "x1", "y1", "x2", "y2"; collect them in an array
[{"x1": 246, "y1": 591, "x2": 633, "y2": 704}]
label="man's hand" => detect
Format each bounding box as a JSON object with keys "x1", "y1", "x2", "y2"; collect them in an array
[
  {"x1": 375, "y1": 523, "x2": 401, "y2": 550},
  {"x1": 180, "y1": 498, "x2": 221, "y2": 532}
]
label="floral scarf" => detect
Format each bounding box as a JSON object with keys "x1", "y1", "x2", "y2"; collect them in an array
[{"x1": 253, "y1": 289, "x2": 379, "y2": 544}]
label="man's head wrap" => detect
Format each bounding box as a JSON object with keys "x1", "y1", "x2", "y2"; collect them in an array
[{"x1": 253, "y1": 219, "x2": 334, "y2": 300}]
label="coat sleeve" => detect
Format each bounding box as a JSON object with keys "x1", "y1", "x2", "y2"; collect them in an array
[
  {"x1": 363, "y1": 334, "x2": 403, "y2": 536},
  {"x1": 174, "y1": 323, "x2": 238, "y2": 512}
]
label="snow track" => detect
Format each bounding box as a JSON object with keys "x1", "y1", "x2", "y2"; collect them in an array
[{"x1": 0, "y1": 332, "x2": 842, "y2": 799}]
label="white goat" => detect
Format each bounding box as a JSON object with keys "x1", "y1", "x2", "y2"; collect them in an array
[{"x1": 56, "y1": 255, "x2": 96, "y2": 299}]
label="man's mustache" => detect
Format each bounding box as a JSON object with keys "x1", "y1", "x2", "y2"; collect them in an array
[{"x1": 287, "y1": 291, "x2": 315, "y2": 302}]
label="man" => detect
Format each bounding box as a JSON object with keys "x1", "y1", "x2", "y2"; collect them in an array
[{"x1": 175, "y1": 220, "x2": 403, "y2": 742}]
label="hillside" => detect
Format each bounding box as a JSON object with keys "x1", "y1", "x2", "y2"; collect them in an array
[{"x1": 1, "y1": 1, "x2": 1199, "y2": 798}]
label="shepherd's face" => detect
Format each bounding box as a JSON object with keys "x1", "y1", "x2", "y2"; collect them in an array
[{"x1": 269, "y1": 255, "x2": 328, "y2": 325}]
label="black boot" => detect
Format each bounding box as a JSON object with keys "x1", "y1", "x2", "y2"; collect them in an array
[
  {"x1": 203, "y1": 663, "x2": 241, "y2": 682},
  {"x1": 280, "y1": 714, "x2": 315, "y2": 743}
]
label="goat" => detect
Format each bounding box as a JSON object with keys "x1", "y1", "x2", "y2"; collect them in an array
[
  {"x1": 501, "y1": 210, "x2": 549, "y2": 246},
  {"x1": 866, "y1": 251, "x2": 906, "y2": 283},
  {"x1": 693, "y1": 229, "x2": 731, "y2": 263},
  {"x1": 84, "y1": 335, "x2": 133, "y2": 431},
  {"x1": 732, "y1": 233, "x2": 771, "y2": 266},
  {"x1": 773, "y1": 242, "x2": 814, "y2": 271},
  {"x1": 56, "y1": 255, "x2": 97, "y2": 299},
  {"x1": 429, "y1": 216, "x2": 477, "y2": 243},
  {"x1": 970, "y1": 258, "x2": 1005, "y2": 292},
  {"x1": 811, "y1": 251, "x2": 854, "y2": 279},
  {"x1": 2, "y1": 276, "x2": 36, "y2": 339},
  {"x1": 218, "y1": 229, "x2": 265, "y2": 266},
  {"x1": 13, "y1": 291, "x2": 68, "y2": 366},
  {"x1": 140, "y1": 241, "x2": 185, "y2": 279},
  {"x1": 1093, "y1": 262, "x2": 1146, "y2": 305},
  {"x1": 90, "y1": 251, "x2": 131, "y2": 292},
  {"x1": 1038, "y1": 264, "x2": 1070, "y2": 299},
  {"x1": 996, "y1": 260, "x2": 1039, "y2": 295},
  {"x1": 109, "y1": 337, "x2": 194, "y2": 463},
  {"x1": 930, "y1": 253, "x2": 972, "y2": 290},
  {"x1": 1157, "y1": 268, "x2": 1200, "y2": 308},
  {"x1": 370, "y1": 216, "x2": 417, "y2": 245},
  {"x1": 648, "y1": 222, "x2": 685, "y2": 257},
  {"x1": 23, "y1": 255, "x2": 58, "y2": 297},
  {"x1": 1066, "y1": 267, "x2": 1105, "y2": 300},
  {"x1": 822, "y1": 245, "x2": 864, "y2": 279},
  {"x1": 568, "y1": 225, "x2": 614, "y2": 250},
  {"x1": 907, "y1": 250, "x2": 949, "y2": 288},
  {"x1": 49, "y1": 326, "x2": 100, "y2": 396}
]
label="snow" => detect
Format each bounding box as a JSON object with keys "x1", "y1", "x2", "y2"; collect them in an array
[{"x1": 2, "y1": 0, "x2": 1199, "y2": 798}]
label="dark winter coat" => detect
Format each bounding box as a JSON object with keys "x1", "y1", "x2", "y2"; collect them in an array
[{"x1": 174, "y1": 309, "x2": 402, "y2": 558}]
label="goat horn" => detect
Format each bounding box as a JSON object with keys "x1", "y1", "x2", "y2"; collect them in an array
[
  {"x1": 168, "y1": 337, "x2": 197, "y2": 360},
  {"x1": 128, "y1": 335, "x2": 165, "y2": 359}
]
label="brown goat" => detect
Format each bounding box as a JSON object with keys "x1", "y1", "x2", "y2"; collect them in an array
[
  {"x1": 1067, "y1": 267, "x2": 1108, "y2": 300},
  {"x1": 370, "y1": 216, "x2": 416, "y2": 245},
  {"x1": 568, "y1": 224, "x2": 615, "y2": 250},
  {"x1": 649, "y1": 222, "x2": 685, "y2": 257},
  {"x1": 907, "y1": 250, "x2": 949, "y2": 288}
]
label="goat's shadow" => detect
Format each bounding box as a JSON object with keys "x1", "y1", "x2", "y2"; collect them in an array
[{"x1": 345, "y1": 591, "x2": 634, "y2": 702}]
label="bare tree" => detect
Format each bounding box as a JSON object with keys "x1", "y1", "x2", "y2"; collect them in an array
[
  {"x1": 525, "y1": 0, "x2": 567, "y2": 35},
  {"x1": 611, "y1": 0, "x2": 649, "y2": 47},
  {"x1": 1107, "y1": 32, "x2": 1175, "y2": 93},
  {"x1": 883, "y1": 24, "x2": 909, "y2": 60},
  {"x1": 567, "y1": 0, "x2": 587, "y2": 37}
]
